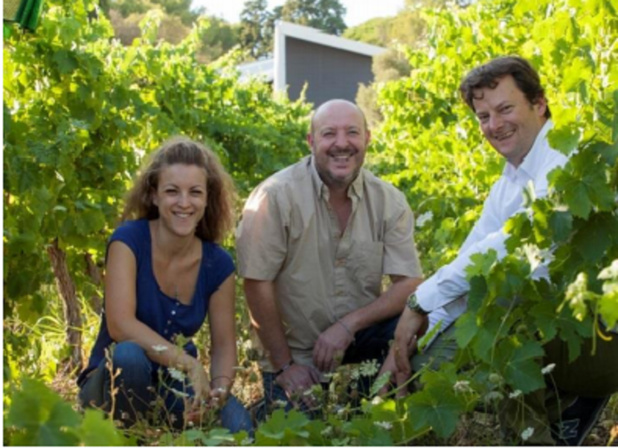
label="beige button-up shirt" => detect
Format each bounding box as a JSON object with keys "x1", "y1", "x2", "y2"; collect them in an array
[{"x1": 236, "y1": 156, "x2": 422, "y2": 371}]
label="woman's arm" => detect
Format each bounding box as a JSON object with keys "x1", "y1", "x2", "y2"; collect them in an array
[
  {"x1": 207, "y1": 273, "x2": 237, "y2": 402},
  {"x1": 105, "y1": 241, "x2": 209, "y2": 398}
]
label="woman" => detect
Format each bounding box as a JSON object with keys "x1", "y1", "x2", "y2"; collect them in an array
[{"x1": 78, "y1": 137, "x2": 252, "y2": 433}]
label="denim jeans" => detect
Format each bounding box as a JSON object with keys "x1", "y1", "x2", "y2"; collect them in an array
[
  {"x1": 78, "y1": 341, "x2": 252, "y2": 434},
  {"x1": 262, "y1": 316, "x2": 399, "y2": 414}
]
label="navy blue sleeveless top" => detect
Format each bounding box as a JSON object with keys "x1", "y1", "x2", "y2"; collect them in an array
[{"x1": 78, "y1": 219, "x2": 235, "y2": 385}]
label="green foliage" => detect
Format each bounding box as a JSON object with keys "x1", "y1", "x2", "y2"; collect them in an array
[
  {"x1": 343, "y1": 17, "x2": 394, "y2": 46},
  {"x1": 3, "y1": 0, "x2": 618, "y2": 444},
  {"x1": 343, "y1": 0, "x2": 462, "y2": 48},
  {"x1": 367, "y1": 0, "x2": 618, "y2": 439},
  {"x1": 239, "y1": 0, "x2": 346, "y2": 60},
  {"x1": 255, "y1": 409, "x2": 311, "y2": 445},
  {"x1": 102, "y1": 0, "x2": 240, "y2": 62},
  {"x1": 4, "y1": 378, "x2": 131, "y2": 446},
  {"x1": 105, "y1": 0, "x2": 199, "y2": 25},
  {"x1": 159, "y1": 427, "x2": 237, "y2": 446},
  {"x1": 343, "y1": 10, "x2": 424, "y2": 48},
  {"x1": 240, "y1": 0, "x2": 273, "y2": 60},
  {"x1": 197, "y1": 17, "x2": 240, "y2": 63},
  {"x1": 276, "y1": 0, "x2": 347, "y2": 35},
  {"x1": 3, "y1": 0, "x2": 309, "y2": 367}
]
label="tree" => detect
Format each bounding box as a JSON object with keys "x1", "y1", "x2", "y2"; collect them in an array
[
  {"x1": 342, "y1": 16, "x2": 393, "y2": 46},
  {"x1": 276, "y1": 0, "x2": 346, "y2": 35},
  {"x1": 350, "y1": 0, "x2": 462, "y2": 126},
  {"x1": 357, "y1": 48, "x2": 411, "y2": 128},
  {"x1": 3, "y1": 0, "x2": 310, "y2": 382},
  {"x1": 344, "y1": 0, "x2": 451, "y2": 48},
  {"x1": 239, "y1": 0, "x2": 347, "y2": 61},
  {"x1": 102, "y1": 0, "x2": 239, "y2": 62},
  {"x1": 240, "y1": 0, "x2": 273, "y2": 59},
  {"x1": 195, "y1": 16, "x2": 241, "y2": 63},
  {"x1": 103, "y1": 0, "x2": 202, "y2": 25}
]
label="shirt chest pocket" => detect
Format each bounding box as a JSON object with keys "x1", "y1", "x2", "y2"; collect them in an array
[{"x1": 350, "y1": 241, "x2": 384, "y2": 290}]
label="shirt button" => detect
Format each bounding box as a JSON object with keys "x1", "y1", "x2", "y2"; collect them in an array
[
  {"x1": 167, "y1": 320, "x2": 171, "y2": 325},
  {"x1": 171, "y1": 310, "x2": 176, "y2": 316},
  {"x1": 164, "y1": 330, "x2": 168, "y2": 334}
]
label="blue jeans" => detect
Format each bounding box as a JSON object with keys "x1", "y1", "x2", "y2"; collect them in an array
[
  {"x1": 78, "y1": 341, "x2": 252, "y2": 434},
  {"x1": 262, "y1": 316, "x2": 399, "y2": 414}
]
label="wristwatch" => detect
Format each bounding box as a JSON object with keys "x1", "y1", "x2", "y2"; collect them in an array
[{"x1": 407, "y1": 293, "x2": 429, "y2": 316}]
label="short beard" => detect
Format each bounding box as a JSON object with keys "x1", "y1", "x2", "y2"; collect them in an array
[{"x1": 315, "y1": 164, "x2": 361, "y2": 191}]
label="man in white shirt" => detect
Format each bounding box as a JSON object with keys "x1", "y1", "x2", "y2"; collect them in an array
[{"x1": 387, "y1": 56, "x2": 618, "y2": 445}]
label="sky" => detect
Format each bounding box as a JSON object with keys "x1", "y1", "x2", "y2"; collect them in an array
[{"x1": 192, "y1": 0, "x2": 406, "y2": 28}]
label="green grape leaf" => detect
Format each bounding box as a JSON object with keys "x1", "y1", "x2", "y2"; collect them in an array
[
  {"x1": 505, "y1": 213, "x2": 532, "y2": 251},
  {"x1": 467, "y1": 275, "x2": 487, "y2": 311},
  {"x1": 256, "y1": 409, "x2": 310, "y2": 444},
  {"x1": 7, "y1": 378, "x2": 81, "y2": 446},
  {"x1": 561, "y1": 57, "x2": 593, "y2": 93},
  {"x1": 572, "y1": 213, "x2": 616, "y2": 263},
  {"x1": 465, "y1": 249, "x2": 498, "y2": 280},
  {"x1": 454, "y1": 312, "x2": 478, "y2": 349},
  {"x1": 548, "y1": 125, "x2": 580, "y2": 156},
  {"x1": 564, "y1": 181, "x2": 592, "y2": 219},
  {"x1": 471, "y1": 323, "x2": 500, "y2": 363},
  {"x1": 556, "y1": 310, "x2": 593, "y2": 362},
  {"x1": 548, "y1": 210, "x2": 573, "y2": 242},
  {"x1": 344, "y1": 417, "x2": 394, "y2": 446},
  {"x1": 405, "y1": 388, "x2": 463, "y2": 439},
  {"x1": 52, "y1": 50, "x2": 79, "y2": 75},
  {"x1": 500, "y1": 341, "x2": 545, "y2": 393},
  {"x1": 530, "y1": 299, "x2": 560, "y2": 341}
]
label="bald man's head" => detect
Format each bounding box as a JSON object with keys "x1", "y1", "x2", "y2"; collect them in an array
[
  {"x1": 310, "y1": 99, "x2": 368, "y2": 137},
  {"x1": 307, "y1": 99, "x2": 371, "y2": 190}
]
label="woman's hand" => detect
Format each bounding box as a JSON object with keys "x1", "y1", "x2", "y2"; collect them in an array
[
  {"x1": 187, "y1": 361, "x2": 211, "y2": 403},
  {"x1": 184, "y1": 363, "x2": 214, "y2": 424}
]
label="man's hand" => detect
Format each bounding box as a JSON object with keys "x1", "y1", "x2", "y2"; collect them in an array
[
  {"x1": 275, "y1": 363, "x2": 321, "y2": 409},
  {"x1": 207, "y1": 385, "x2": 229, "y2": 410},
  {"x1": 376, "y1": 348, "x2": 410, "y2": 398},
  {"x1": 312, "y1": 320, "x2": 355, "y2": 373},
  {"x1": 393, "y1": 307, "x2": 428, "y2": 375}
]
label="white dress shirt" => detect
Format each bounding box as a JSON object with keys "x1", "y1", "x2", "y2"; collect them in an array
[{"x1": 417, "y1": 120, "x2": 569, "y2": 330}]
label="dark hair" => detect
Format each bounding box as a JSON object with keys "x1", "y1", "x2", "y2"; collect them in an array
[
  {"x1": 459, "y1": 56, "x2": 551, "y2": 118},
  {"x1": 122, "y1": 137, "x2": 236, "y2": 243}
]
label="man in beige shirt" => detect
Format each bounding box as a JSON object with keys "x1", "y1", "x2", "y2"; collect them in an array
[{"x1": 236, "y1": 99, "x2": 423, "y2": 412}]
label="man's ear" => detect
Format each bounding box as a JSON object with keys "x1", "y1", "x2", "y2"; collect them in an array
[
  {"x1": 535, "y1": 96, "x2": 548, "y2": 117},
  {"x1": 365, "y1": 129, "x2": 372, "y2": 146},
  {"x1": 306, "y1": 132, "x2": 314, "y2": 151}
]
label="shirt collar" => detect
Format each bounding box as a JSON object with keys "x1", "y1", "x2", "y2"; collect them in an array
[
  {"x1": 309, "y1": 156, "x2": 365, "y2": 200},
  {"x1": 503, "y1": 120, "x2": 554, "y2": 182}
]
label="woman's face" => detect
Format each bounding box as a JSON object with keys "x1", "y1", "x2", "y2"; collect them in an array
[{"x1": 152, "y1": 163, "x2": 208, "y2": 237}]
